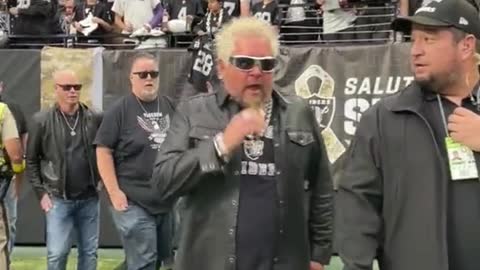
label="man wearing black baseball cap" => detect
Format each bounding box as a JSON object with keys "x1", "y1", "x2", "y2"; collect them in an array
[
  {"x1": 392, "y1": 0, "x2": 480, "y2": 39},
  {"x1": 336, "y1": 1, "x2": 480, "y2": 270}
]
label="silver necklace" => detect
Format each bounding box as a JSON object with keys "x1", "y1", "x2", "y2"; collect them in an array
[
  {"x1": 243, "y1": 99, "x2": 273, "y2": 159},
  {"x1": 263, "y1": 98, "x2": 273, "y2": 126},
  {"x1": 245, "y1": 99, "x2": 273, "y2": 140},
  {"x1": 60, "y1": 110, "x2": 79, "y2": 136},
  {"x1": 136, "y1": 96, "x2": 160, "y2": 114}
]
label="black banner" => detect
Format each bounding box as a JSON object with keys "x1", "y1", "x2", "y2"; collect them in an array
[
  {"x1": 0, "y1": 49, "x2": 44, "y2": 245},
  {"x1": 274, "y1": 43, "x2": 413, "y2": 183}
]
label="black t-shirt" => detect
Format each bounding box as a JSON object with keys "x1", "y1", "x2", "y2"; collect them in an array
[
  {"x1": 251, "y1": 1, "x2": 281, "y2": 26},
  {"x1": 236, "y1": 122, "x2": 277, "y2": 270},
  {"x1": 61, "y1": 109, "x2": 96, "y2": 199},
  {"x1": 421, "y1": 88, "x2": 480, "y2": 270},
  {"x1": 93, "y1": 93, "x2": 175, "y2": 214},
  {"x1": 188, "y1": 35, "x2": 215, "y2": 93}
]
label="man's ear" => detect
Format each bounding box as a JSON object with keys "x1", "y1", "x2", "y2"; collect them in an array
[{"x1": 461, "y1": 34, "x2": 476, "y2": 60}]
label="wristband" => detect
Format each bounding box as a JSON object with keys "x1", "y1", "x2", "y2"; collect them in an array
[
  {"x1": 213, "y1": 133, "x2": 231, "y2": 163},
  {"x1": 12, "y1": 160, "x2": 25, "y2": 174}
]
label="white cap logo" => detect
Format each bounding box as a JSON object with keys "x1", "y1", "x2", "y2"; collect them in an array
[
  {"x1": 415, "y1": 6, "x2": 436, "y2": 14},
  {"x1": 459, "y1": 17, "x2": 469, "y2": 25}
]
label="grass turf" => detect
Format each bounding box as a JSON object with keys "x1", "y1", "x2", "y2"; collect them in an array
[{"x1": 10, "y1": 247, "x2": 368, "y2": 270}]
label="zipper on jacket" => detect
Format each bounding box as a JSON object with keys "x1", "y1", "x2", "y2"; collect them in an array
[
  {"x1": 55, "y1": 111, "x2": 68, "y2": 200},
  {"x1": 83, "y1": 111, "x2": 97, "y2": 188},
  {"x1": 407, "y1": 109, "x2": 449, "y2": 270}
]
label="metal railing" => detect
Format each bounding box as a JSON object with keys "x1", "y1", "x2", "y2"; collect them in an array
[{"x1": 0, "y1": 1, "x2": 403, "y2": 49}]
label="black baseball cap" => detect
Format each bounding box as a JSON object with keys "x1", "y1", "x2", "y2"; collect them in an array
[{"x1": 392, "y1": 0, "x2": 480, "y2": 39}]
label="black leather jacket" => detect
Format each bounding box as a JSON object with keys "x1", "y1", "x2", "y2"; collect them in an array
[
  {"x1": 152, "y1": 89, "x2": 334, "y2": 270},
  {"x1": 26, "y1": 103, "x2": 102, "y2": 199}
]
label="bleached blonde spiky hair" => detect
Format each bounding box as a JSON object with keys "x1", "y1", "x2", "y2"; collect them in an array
[{"x1": 215, "y1": 17, "x2": 279, "y2": 63}]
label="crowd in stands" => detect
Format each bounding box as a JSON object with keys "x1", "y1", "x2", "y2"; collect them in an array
[
  {"x1": 0, "y1": 0, "x2": 399, "y2": 48},
  {"x1": 0, "y1": 0, "x2": 479, "y2": 48}
]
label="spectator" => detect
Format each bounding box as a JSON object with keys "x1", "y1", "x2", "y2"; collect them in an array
[
  {"x1": 57, "y1": 0, "x2": 75, "y2": 34},
  {"x1": 111, "y1": 0, "x2": 157, "y2": 35},
  {"x1": 251, "y1": 0, "x2": 281, "y2": 30},
  {"x1": 8, "y1": 0, "x2": 57, "y2": 44},
  {"x1": 129, "y1": 2, "x2": 165, "y2": 37},
  {"x1": 320, "y1": 0, "x2": 356, "y2": 43},
  {"x1": 188, "y1": 0, "x2": 230, "y2": 94},
  {"x1": 280, "y1": 0, "x2": 321, "y2": 43},
  {"x1": 163, "y1": 0, "x2": 204, "y2": 33},
  {"x1": 201, "y1": 0, "x2": 240, "y2": 17},
  {"x1": 193, "y1": 0, "x2": 231, "y2": 37},
  {"x1": 187, "y1": 35, "x2": 217, "y2": 93},
  {"x1": 162, "y1": 0, "x2": 204, "y2": 47},
  {"x1": 71, "y1": 0, "x2": 112, "y2": 44}
]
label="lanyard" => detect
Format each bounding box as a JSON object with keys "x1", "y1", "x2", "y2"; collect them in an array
[{"x1": 436, "y1": 94, "x2": 450, "y2": 137}]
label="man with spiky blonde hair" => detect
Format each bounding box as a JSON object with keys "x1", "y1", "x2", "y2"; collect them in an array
[{"x1": 152, "y1": 17, "x2": 333, "y2": 270}]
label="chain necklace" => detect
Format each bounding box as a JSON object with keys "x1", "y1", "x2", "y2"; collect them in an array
[
  {"x1": 136, "y1": 96, "x2": 160, "y2": 114},
  {"x1": 206, "y1": 8, "x2": 224, "y2": 34},
  {"x1": 245, "y1": 98, "x2": 273, "y2": 140},
  {"x1": 60, "y1": 110, "x2": 80, "y2": 136},
  {"x1": 263, "y1": 98, "x2": 273, "y2": 126}
]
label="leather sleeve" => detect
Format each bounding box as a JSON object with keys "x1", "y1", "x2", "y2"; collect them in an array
[
  {"x1": 306, "y1": 104, "x2": 334, "y2": 265},
  {"x1": 335, "y1": 105, "x2": 383, "y2": 270},
  {"x1": 151, "y1": 100, "x2": 224, "y2": 202},
  {"x1": 26, "y1": 112, "x2": 47, "y2": 199}
]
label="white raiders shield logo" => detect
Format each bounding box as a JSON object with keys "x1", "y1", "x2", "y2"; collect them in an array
[
  {"x1": 295, "y1": 65, "x2": 335, "y2": 130},
  {"x1": 294, "y1": 65, "x2": 346, "y2": 164},
  {"x1": 244, "y1": 139, "x2": 264, "y2": 161}
]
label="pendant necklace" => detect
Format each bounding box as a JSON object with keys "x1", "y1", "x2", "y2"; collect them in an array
[{"x1": 60, "y1": 110, "x2": 79, "y2": 136}]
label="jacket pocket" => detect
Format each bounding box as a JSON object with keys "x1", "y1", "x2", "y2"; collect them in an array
[
  {"x1": 188, "y1": 126, "x2": 222, "y2": 147},
  {"x1": 287, "y1": 131, "x2": 314, "y2": 146},
  {"x1": 189, "y1": 126, "x2": 222, "y2": 140},
  {"x1": 286, "y1": 131, "x2": 314, "y2": 175}
]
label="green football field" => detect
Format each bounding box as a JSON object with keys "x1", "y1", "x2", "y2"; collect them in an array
[{"x1": 10, "y1": 247, "x2": 378, "y2": 270}]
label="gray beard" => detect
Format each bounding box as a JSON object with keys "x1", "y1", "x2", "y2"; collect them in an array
[{"x1": 138, "y1": 90, "x2": 158, "y2": 102}]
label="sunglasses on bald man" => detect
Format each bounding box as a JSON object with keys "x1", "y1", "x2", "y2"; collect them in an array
[
  {"x1": 57, "y1": 84, "x2": 82, "y2": 91},
  {"x1": 229, "y1": 56, "x2": 277, "y2": 73},
  {"x1": 133, "y1": 71, "x2": 160, "y2": 79}
]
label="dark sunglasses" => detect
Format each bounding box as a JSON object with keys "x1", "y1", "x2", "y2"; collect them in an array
[
  {"x1": 133, "y1": 71, "x2": 160, "y2": 79},
  {"x1": 56, "y1": 84, "x2": 82, "y2": 91},
  {"x1": 229, "y1": 56, "x2": 277, "y2": 73}
]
